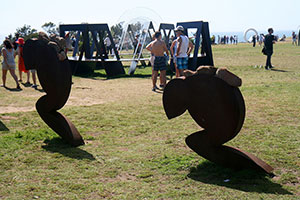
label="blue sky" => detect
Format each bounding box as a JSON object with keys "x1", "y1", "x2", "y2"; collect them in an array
[{"x1": 0, "y1": 0, "x2": 299, "y2": 41}]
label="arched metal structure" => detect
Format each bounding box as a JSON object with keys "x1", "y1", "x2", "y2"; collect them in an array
[{"x1": 244, "y1": 28, "x2": 258, "y2": 42}]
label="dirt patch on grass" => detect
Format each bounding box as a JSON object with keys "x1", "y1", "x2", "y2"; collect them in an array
[{"x1": 0, "y1": 77, "x2": 153, "y2": 114}]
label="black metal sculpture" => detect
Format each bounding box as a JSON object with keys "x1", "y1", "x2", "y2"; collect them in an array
[
  {"x1": 23, "y1": 34, "x2": 84, "y2": 147},
  {"x1": 163, "y1": 66, "x2": 273, "y2": 173},
  {"x1": 176, "y1": 21, "x2": 214, "y2": 70}
]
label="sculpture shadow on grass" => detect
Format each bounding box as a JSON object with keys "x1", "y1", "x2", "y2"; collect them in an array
[
  {"x1": 187, "y1": 161, "x2": 292, "y2": 195},
  {"x1": 0, "y1": 120, "x2": 9, "y2": 131},
  {"x1": 42, "y1": 138, "x2": 95, "y2": 161}
]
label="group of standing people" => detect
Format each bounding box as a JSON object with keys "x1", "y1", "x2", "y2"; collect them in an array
[
  {"x1": 215, "y1": 35, "x2": 238, "y2": 45},
  {"x1": 146, "y1": 26, "x2": 193, "y2": 91},
  {"x1": 1, "y1": 37, "x2": 37, "y2": 89}
]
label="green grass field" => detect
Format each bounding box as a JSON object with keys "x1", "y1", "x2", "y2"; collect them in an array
[{"x1": 0, "y1": 41, "x2": 299, "y2": 199}]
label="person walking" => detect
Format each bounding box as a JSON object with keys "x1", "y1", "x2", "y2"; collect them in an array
[
  {"x1": 1, "y1": 39, "x2": 21, "y2": 89},
  {"x1": 175, "y1": 26, "x2": 193, "y2": 76},
  {"x1": 264, "y1": 28, "x2": 276, "y2": 70},
  {"x1": 146, "y1": 31, "x2": 169, "y2": 91}
]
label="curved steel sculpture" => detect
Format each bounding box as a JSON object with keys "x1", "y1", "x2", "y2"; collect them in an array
[
  {"x1": 163, "y1": 66, "x2": 273, "y2": 173},
  {"x1": 244, "y1": 28, "x2": 258, "y2": 43},
  {"x1": 23, "y1": 37, "x2": 84, "y2": 147}
]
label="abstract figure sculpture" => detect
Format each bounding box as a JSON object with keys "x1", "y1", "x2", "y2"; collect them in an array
[
  {"x1": 23, "y1": 33, "x2": 84, "y2": 147},
  {"x1": 163, "y1": 66, "x2": 273, "y2": 173}
]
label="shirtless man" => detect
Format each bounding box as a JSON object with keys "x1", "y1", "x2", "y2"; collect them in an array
[{"x1": 147, "y1": 31, "x2": 169, "y2": 91}]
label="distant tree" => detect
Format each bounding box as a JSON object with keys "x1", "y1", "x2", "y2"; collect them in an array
[
  {"x1": 42, "y1": 22, "x2": 59, "y2": 35},
  {"x1": 7, "y1": 34, "x2": 13, "y2": 41},
  {"x1": 15, "y1": 24, "x2": 38, "y2": 41},
  {"x1": 111, "y1": 23, "x2": 123, "y2": 38},
  {"x1": 130, "y1": 22, "x2": 142, "y2": 36}
]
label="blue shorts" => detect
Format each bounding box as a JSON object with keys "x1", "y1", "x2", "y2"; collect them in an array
[
  {"x1": 176, "y1": 57, "x2": 188, "y2": 70},
  {"x1": 153, "y1": 56, "x2": 167, "y2": 71}
]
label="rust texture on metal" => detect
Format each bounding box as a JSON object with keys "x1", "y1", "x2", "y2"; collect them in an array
[
  {"x1": 23, "y1": 38, "x2": 84, "y2": 147},
  {"x1": 163, "y1": 72, "x2": 273, "y2": 174}
]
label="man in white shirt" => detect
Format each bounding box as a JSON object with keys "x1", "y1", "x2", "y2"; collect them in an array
[
  {"x1": 104, "y1": 35, "x2": 112, "y2": 55},
  {"x1": 174, "y1": 26, "x2": 193, "y2": 76}
]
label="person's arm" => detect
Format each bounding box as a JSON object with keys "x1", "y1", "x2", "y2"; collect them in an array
[
  {"x1": 2, "y1": 49, "x2": 9, "y2": 66},
  {"x1": 170, "y1": 41, "x2": 175, "y2": 56},
  {"x1": 146, "y1": 42, "x2": 153, "y2": 52},
  {"x1": 163, "y1": 42, "x2": 169, "y2": 57},
  {"x1": 187, "y1": 41, "x2": 194, "y2": 56},
  {"x1": 176, "y1": 37, "x2": 182, "y2": 56}
]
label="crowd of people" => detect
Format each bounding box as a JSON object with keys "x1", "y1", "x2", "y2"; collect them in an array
[
  {"x1": 1, "y1": 36, "x2": 37, "y2": 90},
  {"x1": 211, "y1": 35, "x2": 239, "y2": 45},
  {"x1": 1, "y1": 27, "x2": 297, "y2": 92}
]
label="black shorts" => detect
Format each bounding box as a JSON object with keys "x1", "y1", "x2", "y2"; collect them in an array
[{"x1": 153, "y1": 56, "x2": 166, "y2": 71}]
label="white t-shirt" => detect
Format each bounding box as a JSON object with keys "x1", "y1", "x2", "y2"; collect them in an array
[
  {"x1": 177, "y1": 35, "x2": 189, "y2": 58},
  {"x1": 104, "y1": 37, "x2": 111, "y2": 46}
]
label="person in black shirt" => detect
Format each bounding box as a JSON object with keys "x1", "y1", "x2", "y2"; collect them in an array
[{"x1": 264, "y1": 28, "x2": 275, "y2": 70}]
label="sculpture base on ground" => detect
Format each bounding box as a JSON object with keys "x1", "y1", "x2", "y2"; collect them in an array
[
  {"x1": 163, "y1": 68, "x2": 274, "y2": 174},
  {"x1": 104, "y1": 61, "x2": 125, "y2": 77}
]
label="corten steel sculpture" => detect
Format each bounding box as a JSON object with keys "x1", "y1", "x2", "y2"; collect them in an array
[
  {"x1": 163, "y1": 66, "x2": 273, "y2": 173},
  {"x1": 23, "y1": 34, "x2": 85, "y2": 147}
]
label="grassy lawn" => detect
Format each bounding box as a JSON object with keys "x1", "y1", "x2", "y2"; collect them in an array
[{"x1": 0, "y1": 41, "x2": 299, "y2": 199}]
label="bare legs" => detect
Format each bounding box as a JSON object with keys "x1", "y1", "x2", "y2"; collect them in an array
[
  {"x1": 179, "y1": 69, "x2": 184, "y2": 76},
  {"x1": 2, "y1": 69, "x2": 7, "y2": 87},
  {"x1": 2, "y1": 69, "x2": 20, "y2": 88},
  {"x1": 152, "y1": 70, "x2": 158, "y2": 90},
  {"x1": 31, "y1": 70, "x2": 37, "y2": 86},
  {"x1": 152, "y1": 70, "x2": 166, "y2": 91},
  {"x1": 18, "y1": 70, "x2": 29, "y2": 83}
]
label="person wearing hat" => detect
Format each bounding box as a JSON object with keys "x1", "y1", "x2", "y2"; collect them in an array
[
  {"x1": 16, "y1": 37, "x2": 30, "y2": 84},
  {"x1": 175, "y1": 26, "x2": 193, "y2": 76},
  {"x1": 16, "y1": 38, "x2": 38, "y2": 88}
]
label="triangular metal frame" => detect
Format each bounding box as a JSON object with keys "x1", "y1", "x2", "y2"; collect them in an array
[{"x1": 176, "y1": 21, "x2": 214, "y2": 70}]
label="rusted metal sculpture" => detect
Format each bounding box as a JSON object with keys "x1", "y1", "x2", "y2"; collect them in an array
[
  {"x1": 23, "y1": 33, "x2": 84, "y2": 147},
  {"x1": 163, "y1": 66, "x2": 273, "y2": 173}
]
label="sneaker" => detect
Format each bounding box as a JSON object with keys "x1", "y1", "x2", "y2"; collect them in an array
[
  {"x1": 18, "y1": 79, "x2": 22, "y2": 82},
  {"x1": 16, "y1": 85, "x2": 21, "y2": 90},
  {"x1": 32, "y1": 85, "x2": 37, "y2": 89}
]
